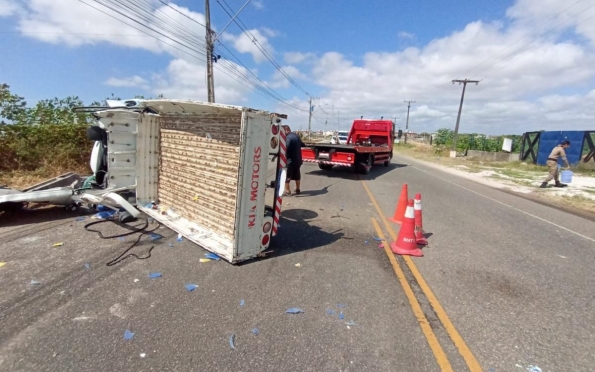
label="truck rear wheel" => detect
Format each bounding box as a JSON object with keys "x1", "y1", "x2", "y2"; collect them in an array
[
  {"x1": 384, "y1": 152, "x2": 392, "y2": 167},
  {"x1": 318, "y1": 163, "x2": 334, "y2": 171}
]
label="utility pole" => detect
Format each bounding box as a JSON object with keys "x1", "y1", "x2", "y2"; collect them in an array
[
  {"x1": 205, "y1": 0, "x2": 215, "y2": 103},
  {"x1": 307, "y1": 97, "x2": 318, "y2": 140},
  {"x1": 451, "y1": 79, "x2": 480, "y2": 152},
  {"x1": 404, "y1": 100, "x2": 415, "y2": 131}
]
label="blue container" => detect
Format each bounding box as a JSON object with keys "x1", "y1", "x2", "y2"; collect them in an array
[{"x1": 560, "y1": 170, "x2": 573, "y2": 184}]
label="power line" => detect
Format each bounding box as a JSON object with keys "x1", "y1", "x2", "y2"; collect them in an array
[{"x1": 451, "y1": 79, "x2": 480, "y2": 153}]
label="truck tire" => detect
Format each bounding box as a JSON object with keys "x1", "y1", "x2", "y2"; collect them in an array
[
  {"x1": 318, "y1": 163, "x2": 334, "y2": 171},
  {"x1": 384, "y1": 152, "x2": 392, "y2": 167}
]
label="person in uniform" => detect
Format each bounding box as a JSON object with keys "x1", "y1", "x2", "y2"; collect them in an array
[
  {"x1": 540, "y1": 140, "x2": 571, "y2": 188},
  {"x1": 284, "y1": 126, "x2": 305, "y2": 195}
]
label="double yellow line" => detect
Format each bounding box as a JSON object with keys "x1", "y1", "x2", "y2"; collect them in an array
[{"x1": 361, "y1": 180, "x2": 482, "y2": 372}]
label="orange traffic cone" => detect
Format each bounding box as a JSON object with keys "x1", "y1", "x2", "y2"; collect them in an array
[
  {"x1": 389, "y1": 184, "x2": 408, "y2": 224},
  {"x1": 414, "y1": 193, "x2": 428, "y2": 246},
  {"x1": 390, "y1": 199, "x2": 423, "y2": 257}
]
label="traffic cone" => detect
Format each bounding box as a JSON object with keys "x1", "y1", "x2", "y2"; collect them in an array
[
  {"x1": 414, "y1": 193, "x2": 428, "y2": 246},
  {"x1": 390, "y1": 199, "x2": 423, "y2": 257},
  {"x1": 389, "y1": 184, "x2": 408, "y2": 224}
]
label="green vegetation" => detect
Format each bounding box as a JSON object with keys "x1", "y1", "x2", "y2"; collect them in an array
[{"x1": 433, "y1": 128, "x2": 523, "y2": 153}]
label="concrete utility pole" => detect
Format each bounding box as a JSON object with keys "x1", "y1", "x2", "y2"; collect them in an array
[
  {"x1": 205, "y1": 0, "x2": 215, "y2": 103},
  {"x1": 451, "y1": 79, "x2": 480, "y2": 152},
  {"x1": 404, "y1": 100, "x2": 415, "y2": 130}
]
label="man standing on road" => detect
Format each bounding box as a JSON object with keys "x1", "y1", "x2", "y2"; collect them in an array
[
  {"x1": 284, "y1": 126, "x2": 305, "y2": 195},
  {"x1": 540, "y1": 140, "x2": 571, "y2": 188}
]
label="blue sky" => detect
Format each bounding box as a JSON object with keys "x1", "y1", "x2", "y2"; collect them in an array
[{"x1": 1, "y1": 0, "x2": 595, "y2": 134}]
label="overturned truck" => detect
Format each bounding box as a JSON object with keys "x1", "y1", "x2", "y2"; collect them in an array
[{"x1": 0, "y1": 100, "x2": 289, "y2": 264}]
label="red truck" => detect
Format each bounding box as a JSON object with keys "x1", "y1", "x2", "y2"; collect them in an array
[{"x1": 302, "y1": 119, "x2": 395, "y2": 174}]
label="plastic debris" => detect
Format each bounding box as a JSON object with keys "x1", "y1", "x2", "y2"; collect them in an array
[
  {"x1": 326, "y1": 309, "x2": 336, "y2": 315},
  {"x1": 373, "y1": 237, "x2": 383, "y2": 242},
  {"x1": 205, "y1": 253, "x2": 221, "y2": 261},
  {"x1": 30, "y1": 280, "x2": 41, "y2": 285},
  {"x1": 185, "y1": 284, "x2": 198, "y2": 292},
  {"x1": 557, "y1": 255, "x2": 567, "y2": 259},
  {"x1": 140, "y1": 353, "x2": 146, "y2": 358},
  {"x1": 177, "y1": 233, "x2": 183, "y2": 242},
  {"x1": 526, "y1": 366, "x2": 542, "y2": 372},
  {"x1": 149, "y1": 233, "x2": 162, "y2": 241},
  {"x1": 364, "y1": 240, "x2": 369, "y2": 245},
  {"x1": 133, "y1": 279, "x2": 139, "y2": 283},
  {"x1": 339, "y1": 312, "x2": 345, "y2": 320},
  {"x1": 53, "y1": 242, "x2": 64, "y2": 247},
  {"x1": 515, "y1": 364, "x2": 523, "y2": 369},
  {"x1": 92, "y1": 210, "x2": 116, "y2": 220},
  {"x1": 240, "y1": 299, "x2": 245, "y2": 307},
  {"x1": 337, "y1": 304, "x2": 347, "y2": 309},
  {"x1": 378, "y1": 244, "x2": 384, "y2": 248},
  {"x1": 0, "y1": 262, "x2": 6, "y2": 268},
  {"x1": 199, "y1": 258, "x2": 211, "y2": 263},
  {"x1": 295, "y1": 263, "x2": 301, "y2": 267},
  {"x1": 148, "y1": 272, "x2": 162, "y2": 279},
  {"x1": 251, "y1": 328, "x2": 259, "y2": 335},
  {"x1": 168, "y1": 243, "x2": 173, "y2": 248},
  {"x1": 124, "y1": 330, "x2": 135, "y2": 340},
  {"x1": 75, "y1": 217, "x2": 86, "y2": 222},
  {"x1": 286, "y1": 308, "x2": 304, "y2": 314},
  {"x1": 84, "y1": 263, "x2": 90, "y2": 270},
  {"x1": 96, "y1": 205, "x2": 109, "y2": 211},
  {"x1": 229, "y1": 333, "x2": 236, "y2": 350},
  {"x1": 345, "y1": 320, "x2": 356, "y2": 326},
  {"x1": 193, "y1": 195, "x2": 199, "y2": 201},
  {"x1": 117, "y1": 237, "x2": 126, "y2": 241}
]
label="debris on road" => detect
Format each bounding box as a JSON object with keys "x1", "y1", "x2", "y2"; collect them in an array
[
  {"x1": 240, "y1": 299, "x2": 245, "y2": 307},
  {"x1": 204, "y1": 253, "x2": 221, "y2": 261},
  {"x1": 148, "y1": 272, "x2": 162, "y2": 279},
  {"x1": 557, "y1": 255, "x2": 567, "y2": 259},
  {"x1": 295, "y1": 263, "x2": 301, "y2": 267},
  {"x1": 345, "y1": 320, "x2": 356, "y2": 326},
  {"x1": 117, "y1": 237, "x2": 126, "y2": 241},
  {"x1": 52, "y1": 242, "x2": 64, "y2": 247},
  {"x1": 199, "y1": 258, "x2": 211, "y2": 263},
  {"x1": 92, "y1": 210, "x2": 116, "y2": 220},
  {"x1": 149, "y1": 233, "x2": 162, "y2": 241},
  {"x1": 0, "y1": 262, "x2": 6, "y2": 268},
  {"x1": 123, "y1": 330, "x2": 135, "y2": 340},
  {"x1": 168, "y1": 243, "x2": 173, "y2": 247},
  {"x1": 364, "y1": 240, "x2": 369, "y2": 245},
  {"x1": 326, "y1": 309, "x2": 336, "y2": 315},
  {"x1": 286, "y1": 308, "x2": 304, "y2": 314},
  {"x1": 133, "y1": 278, "x2": 139, "y2": 283},
  {"x1": 84, "y1": 263, "x2": 90, "y2": 269},
  {"x1": 526, "y1": 366, "x2": 542, "y2": 372},
  {"x1": 75, "y1": 217, "x2": 86, "y2": 222},
  {"x1": 177, "y1": 233, "x2": 183, "y2": 242},
  {"x1": 337, "y1": 303, "x2": 347, "y2": 309},
  {"x1": 251, "y1": 328, "x2": 259, "y2": 335},
  {"x1": 339, "y1": 312, "x2": 345, "y2": 320},
  {"x1": 229, "y1": 333, "x2": 236, "y2": 350},
  {"x1": 30, "y1": 280, "x2": 41, "y2": 286},
  {"x1": 140, "y1": 353, "x2": 146, "y2": 358},
  {"x1": 185, "y1": 284, "x2": 198, "y2": 292},
  {"x1": 373, "y1": 237, "x2": 383, "y2": 242},
  {"x1": 378, "y1": 244, "x2": 384, "y2": 248}
]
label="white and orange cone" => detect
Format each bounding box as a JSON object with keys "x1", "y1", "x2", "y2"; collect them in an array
[
  {"x1": 390, "y1": 199, "x2": 423, "y2": 257},
  {"x1": 414, "y1": 193, "x2": 428, "y2": 246}
]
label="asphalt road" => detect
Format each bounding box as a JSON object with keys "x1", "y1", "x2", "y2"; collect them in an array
[{"x1": 1, "y1": 153, "x2": 594, "y2": 372}]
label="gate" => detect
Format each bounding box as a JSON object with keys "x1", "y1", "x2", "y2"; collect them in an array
[{"x1": 519, "y1": 131, "x2": 541, "y2": 164}]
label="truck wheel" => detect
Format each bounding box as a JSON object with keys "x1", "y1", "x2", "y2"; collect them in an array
[
  {"x1": 318, "y1": 163, "x2": 334, "y2": 171},
  {"x1": 384, "y1": 152, "x2": 393, "y2": 167}
]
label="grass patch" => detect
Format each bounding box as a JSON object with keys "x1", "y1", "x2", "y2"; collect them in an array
[{"x1": 0, "y1": 163, "x2": 90, "y2": 190}]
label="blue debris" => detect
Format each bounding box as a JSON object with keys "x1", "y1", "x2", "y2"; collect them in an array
[
  {"x1": 326, "y1": 309, "x2": 336, "y2": 315},
  {"x1": 149, "y1": 233, "x2": 162, "y2": 241},
  {"x1": 93, "y1": 210, "x2": 116, "y2": 220},
  {"x1": 144, "y1": 203, "x2": 153, "y2": 209},
  {"x1": 240, "y1": 299, "x2": 245, "y2": 307},
  {"x1": 364, "y1": 240, "x2": 369, "y2": 245},
  {"x1": 75, "y1": 216, "x2": 86, "y2": 222},
  {"x1": 229, "y1": 333, "x2": 236, "y2": 350},
  {"x1": 488, "y1": 368, "x2": 496, "y2": 372},
  {"x1": 251, "y1": 328, "x2": 260, "y2": 335},
  {"x1": 30, "y1": 280, "x2": 41, "y2": 286},
  {"x1": 185, "y1": 284, "x2": 198, "y2": 292},
  {"x1": 96, "y1": 205, "x2": 109, "y2": 211},
  {"x1": 373, "y1": 237, "x2": 383, "y2": 242},
  {"x1": 337, "y1": 303, "x2": 347, "y2": 309},
  {"x1": 117, "y1": 237, "x2": 126, "y2": 241},
  {"x1": 124, "y1": 330, "x2": 135, "y2": 340},
  {"x1": 205, "y1": 253, "x2": 221, "y2": 261},
  {"x1": 84, "y1": 263, "x2": 90, "y2": 270},
  {"x1": 168, "y1": 243, "x2": 173, "y2": 248},
  {"x1": 286, "y1": 308, "x2": 304, "y2": 314},
  {"x1": 339, "y1": 312, "x2": 345, "y2": 320},
  {"x1": 527, "y1": 366, "x2": 542, "y2": 372},
  {"x1": 148, "y1": 272, "x2": 162, "y2": 279},
  {"x1": 177, "y1": 234, "x2": 183, "y2": 242}
]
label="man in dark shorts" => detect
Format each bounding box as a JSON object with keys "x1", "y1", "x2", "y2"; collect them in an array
[{"x1": 284, "y1": 126, "x2": 305, "y2": 195}]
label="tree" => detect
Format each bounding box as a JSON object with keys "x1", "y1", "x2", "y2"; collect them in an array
[{"x1": 0, "y1": 84, "x2": 27, "y2": 124}]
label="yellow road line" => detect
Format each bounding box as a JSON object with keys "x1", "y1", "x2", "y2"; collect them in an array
[
  {"x1": 371, "y1": 218, "x2": 453, "y2": 372},
  {"x1": 362, "y1": 180, "x2": 483, "y2": 372}
]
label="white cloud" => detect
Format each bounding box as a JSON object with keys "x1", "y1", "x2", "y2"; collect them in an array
[
  {"x1": 0, "y1": 0, "x2": 22, "y2": 16},
  {"x1": 398, "y1": 31, "x2": 416, "y2": 40},
  {"x1": 221, "y1": 29, "x2": 273, "y2": 64},
  {"x1": 105, "y1": 76, "x2": 149, "y2": 90},
  {"x1": 260, "y1": 27, "x2": 279, "y2": 38},
  {"x1": 268, "y1": 65, "x2": 307, "y2": 89},
  {"x1": 284, "y1": 51, "x2": 316, "y2": 64},
  {"x1": 252, "y1": 0, "x2": 264, "y2": 10}
]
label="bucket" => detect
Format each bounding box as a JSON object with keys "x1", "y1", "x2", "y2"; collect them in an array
[{"x1": 560, "y1": 170, "x2": 573, "y2": 184}]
